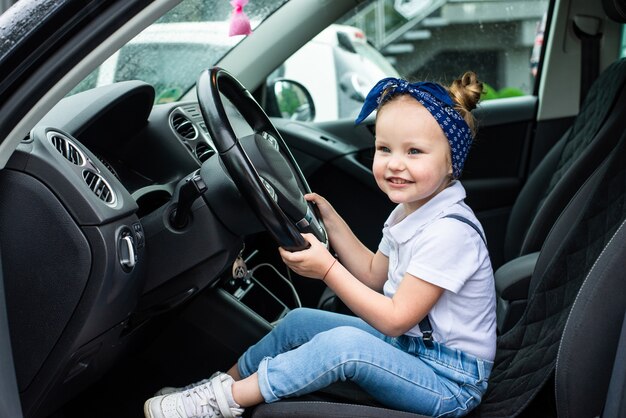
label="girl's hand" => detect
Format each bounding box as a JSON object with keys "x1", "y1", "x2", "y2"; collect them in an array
[
  {"x1": 279, "y1": 233, "x2": 337, "y2": 280},
  {"x1": 305, "y1": 193, "x2": 339, "y2": 227}
]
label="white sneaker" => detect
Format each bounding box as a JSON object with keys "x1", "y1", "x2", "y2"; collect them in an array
[
  {"x1": 154, "y1": 372, "x2": 220, "y2": 396},
  {"x1": 144, "y1": 373, "x2": 244, "y2": 418}
]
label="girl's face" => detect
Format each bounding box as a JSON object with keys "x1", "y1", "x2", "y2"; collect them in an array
[{"x1": 373, "y1": 95, "x2": 453, "y2": 215}]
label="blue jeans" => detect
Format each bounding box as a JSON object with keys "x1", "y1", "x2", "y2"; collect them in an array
[{"x1": 237, "y1": 308, "x2": 492, "y2": 417}]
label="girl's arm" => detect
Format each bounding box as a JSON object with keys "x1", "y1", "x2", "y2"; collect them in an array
[
  {"x1": 279, "y1": 234, "x2": 444, "y2": 337},
  {"x1": 306, "y1": 193, "x2": 387, "y2": 290},
  {"x1": 325, "y1": 261, "x2": 443, "y2": 336}
]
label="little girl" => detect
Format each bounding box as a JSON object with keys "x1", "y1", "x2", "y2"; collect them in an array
[{"x1": 144, "y1": 72, "x2": 497, "y2": 418}]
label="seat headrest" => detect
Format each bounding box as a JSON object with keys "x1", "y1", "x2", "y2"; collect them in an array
[{"x1": 603, "y1": 0, "x2": 626, "y2": 22}]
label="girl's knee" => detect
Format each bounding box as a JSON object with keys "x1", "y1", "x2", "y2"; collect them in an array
[
  {"x1": 279, "y1": 307, "x2": 316, "y2": 327},
  {"x1": 309, "y1": 327, "x2": 377, "y2": 378},
  {"x1": 316, "y1": 326, "x2": 371, "y2": 350},
  {"x1": 272, "y1": 308, "x2": 321, "y2": 340}
]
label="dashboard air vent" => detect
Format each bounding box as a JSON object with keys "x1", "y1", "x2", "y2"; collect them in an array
[
  {"x1": 182, "y1": 104, "x2": 202, "y2": 119},
  {"x1": 195, "y1": 143, "x2": 215, "y2": 162},
  {"x1": 95, "y1": 154, "x2": 120, "y2": 180},
  {"x1": 172, "y1": 113, "x2": 197, "y2": 140},
  {"x1": 82, "y1": 170, "x2": 116, "y2": 206},
  {"x1": 48, "y1": 132, "x2": 84, "y2": 165}
]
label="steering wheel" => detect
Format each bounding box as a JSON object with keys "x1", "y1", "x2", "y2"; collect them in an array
[{"x1": 196, "y1": 67, "x2": 327, "y2": 252}]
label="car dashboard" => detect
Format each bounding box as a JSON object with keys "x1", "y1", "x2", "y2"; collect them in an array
[{"x1": 0, "y1": 81, "x2": 247, "y2": 415}]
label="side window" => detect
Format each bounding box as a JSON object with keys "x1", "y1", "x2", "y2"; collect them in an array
[{"x1": 269, "y1": 0, "x2": 550, "y2": 122}]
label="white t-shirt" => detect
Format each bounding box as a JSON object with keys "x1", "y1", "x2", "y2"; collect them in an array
[{"x1": 379, "y1": 181, "x2": 497, "y2": 361}]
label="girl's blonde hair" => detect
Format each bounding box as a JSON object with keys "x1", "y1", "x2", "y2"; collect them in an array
[{"x1": 446, "y1": 71, "x2": 483, "y2": 137}]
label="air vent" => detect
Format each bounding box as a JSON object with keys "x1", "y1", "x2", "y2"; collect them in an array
[
  {"x1": 95, "y1": 154, "x2": 120, "y2": 180},
  {"x1": 171, "y1": 113, "x2": 198, "y2": 140},
  {"x1": 82, "y1": 170, "x2": 116, "y2": 206},
  {"x1": 48, "y1": 132, "x2": 84, "y2": 165},
  {"x1": 195, "y1": 143, "x2": 215, "y2": 162},
  {"x1": 182, "y1": 104, "x2": 202, "y2": 120}
]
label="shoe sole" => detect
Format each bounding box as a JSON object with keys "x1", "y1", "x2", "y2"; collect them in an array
[{"x1": 143, "y1": 398, "x2": 156, "y2": 418}]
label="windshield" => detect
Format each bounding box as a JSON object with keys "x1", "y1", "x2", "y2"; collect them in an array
[{"x1": 68, "y1": 0, "x2": 288, "y2": 103}]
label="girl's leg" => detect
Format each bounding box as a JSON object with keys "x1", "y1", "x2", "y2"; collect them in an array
[
  {"x1": 237, "y1": 307, "x2": 387, "y2": 378},
  {"x1": 253, "y1": 326, "x2": 488, "y2": 417},
  {"x1": 231, "y1": 373, "x2": 263, "y2": 407}
]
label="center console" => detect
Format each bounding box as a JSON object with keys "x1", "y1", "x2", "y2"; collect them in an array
[
  {"x1": 176, "y1": 248, "x2": 302, "y2": 362},
  {"x1": 221, "y1": 251, "x2": 300, "y2": 325}
]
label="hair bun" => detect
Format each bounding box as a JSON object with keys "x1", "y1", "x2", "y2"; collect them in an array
[{"x1": 447, "y1": 71, "x2": 483, "y2": 135}]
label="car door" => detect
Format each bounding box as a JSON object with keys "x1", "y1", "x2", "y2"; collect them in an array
[
  {"x1": 264, "y1": 0, "x2": 552, "y2": 269},
  {"x1": 0, "y1": 0, "x2": 155, "y2": 415}
]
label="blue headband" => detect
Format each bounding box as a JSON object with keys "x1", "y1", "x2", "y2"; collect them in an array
[{"x1": 355, "y1": 77, "x2": 473, "y2": 178}]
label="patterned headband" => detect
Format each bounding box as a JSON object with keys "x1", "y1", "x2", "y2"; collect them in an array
[{"x1": 355, "y1": 77, "x2": 473, "y2": 178}]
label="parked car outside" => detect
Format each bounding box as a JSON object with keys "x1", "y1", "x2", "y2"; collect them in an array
[{"x1": 268, "y1": 23, "x2": 400, "y2": 121}]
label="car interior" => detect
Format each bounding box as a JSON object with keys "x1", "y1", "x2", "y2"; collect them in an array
[{"x1": 0, "y1": 0, "x2": 625, "y2": 417}]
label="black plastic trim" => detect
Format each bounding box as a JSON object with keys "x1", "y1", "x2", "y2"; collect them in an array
[{"x1": 0, "y1": 250, "x2": 23, "y2": 417}]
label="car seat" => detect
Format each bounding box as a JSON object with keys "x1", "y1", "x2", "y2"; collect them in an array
[
  {"x1": 555, "y1": 212, "x2": 626, "y2": 418},
  {"x1": 482, "y1": 0, "x2": 626, "y2": 333},
  {"x1": 250, "y1": 109, "x2": 626, "y2": 418},
  {"x1": 503, "y1": 57, "x2": 626, "y2": 262}
]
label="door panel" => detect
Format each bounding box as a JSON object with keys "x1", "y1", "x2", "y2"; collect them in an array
[
  {"x1": 463, "y1": 97, "x2": 537, "y2": 266},
  {"x1": 0, "y1": 252, "x2": 24, "y2": 417}
]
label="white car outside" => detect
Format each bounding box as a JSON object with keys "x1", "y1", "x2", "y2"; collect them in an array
[{"x1": 275, "y1": 24, "x2": 400, "y2": 121}]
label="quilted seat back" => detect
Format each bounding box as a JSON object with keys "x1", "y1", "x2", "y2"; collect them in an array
[
  {"x1": 473, "y1": 128, "x2": 626, "y2": 417},
  {"x1": 505, "y1": 58, "x2": 626, "y2": 262}
]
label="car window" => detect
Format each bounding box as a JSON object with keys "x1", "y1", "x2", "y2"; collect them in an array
[
  {"x1": 269, "y1": 0, "x2": 550, "y2": 122},
  {"x1": 67, "y1": 0, "x2": 288, "y2": 102},
  {"x1": 268, "y1": 24, "x2": 401, "y2": 123},
  {"x1": 112, "y1": 40, "x2": 229, "y2": 103}
]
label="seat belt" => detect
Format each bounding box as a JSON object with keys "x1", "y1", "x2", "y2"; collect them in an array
[
  {"x1": 419, "y1": 214, "x2": 486, "y2": 348},
  {"x1": 572, "y1": 15, "x2": 603, "y2": 107}
]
